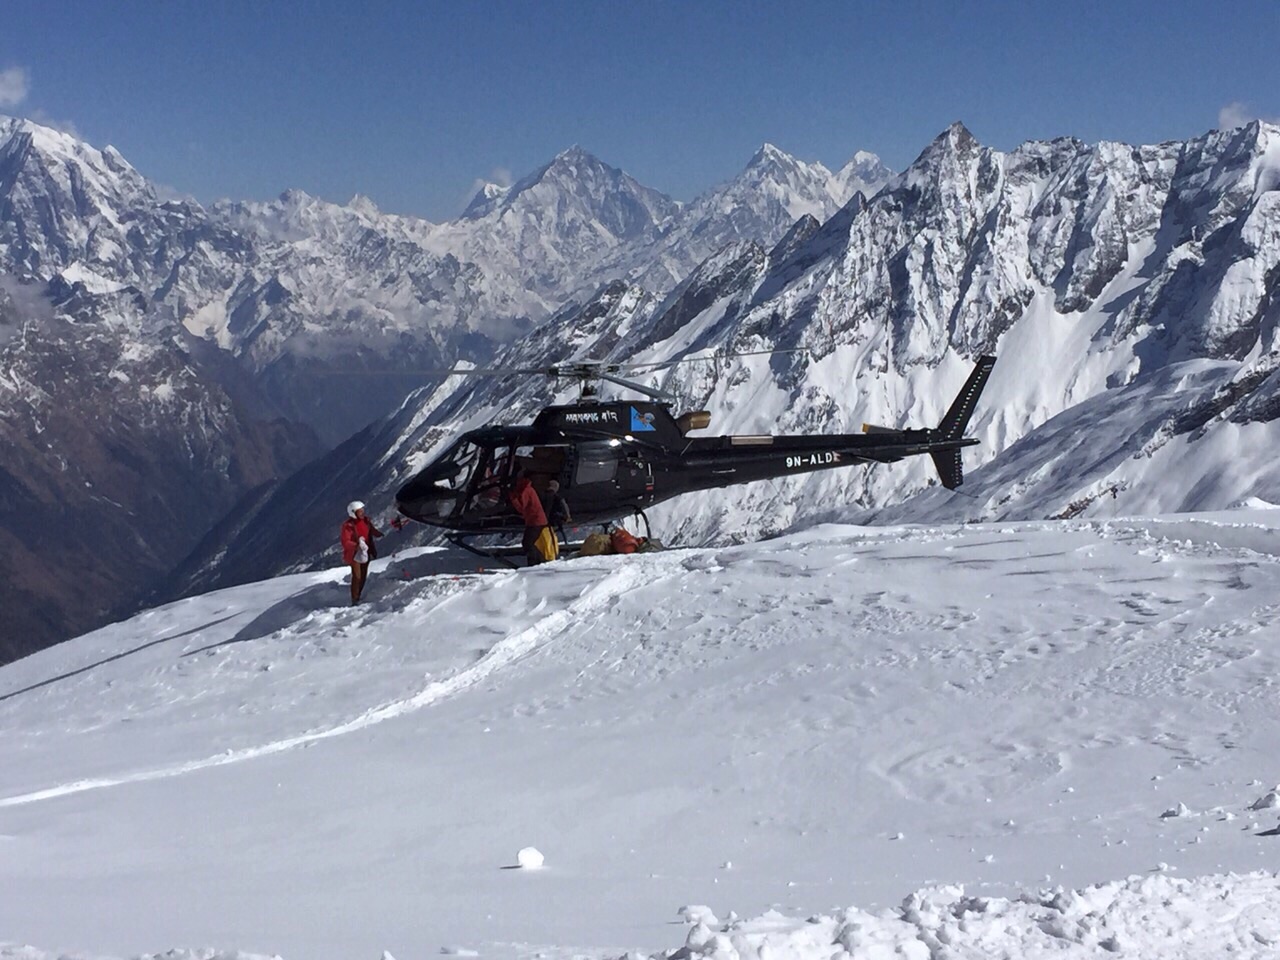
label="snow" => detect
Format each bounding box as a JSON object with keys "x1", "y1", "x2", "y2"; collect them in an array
[
  {"x1": 660, "y1": 874, "x2": 1280, "y2": 959},
  {"x1": 59, "y1": 262, "x2": 129, "y2": 295},
  {"x1": 4, "y1": 514, "x2": 1280, "y2": 958}
]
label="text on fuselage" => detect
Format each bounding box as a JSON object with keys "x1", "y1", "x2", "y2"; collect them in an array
[{"x1": 786, "y1": 452, "x2": 841, "y2": 469}]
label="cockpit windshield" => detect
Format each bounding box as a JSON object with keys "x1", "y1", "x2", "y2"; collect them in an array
[{"x1": 423, "y1": 440, "x2": 481, "y2": 490}]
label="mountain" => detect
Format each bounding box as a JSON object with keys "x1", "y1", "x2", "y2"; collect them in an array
[
  {"x1": 2, "y1": 115, "x2": 884, "y2": 443},
  {"x1": 433, "y1": 142, "x2": 884, "y2": 328},
  {"x1": 834, "y1": 148, "x2": 894, "y2": 198},
  {"x1": 598, "y1": 142, "x2": 890, "y2": 294},
  {"x1": 0, "y1": 277, "x2": 322, "y2": 662},
  {"x1": 170, "y1": 120, "x2": 1280, "y2": 593}
]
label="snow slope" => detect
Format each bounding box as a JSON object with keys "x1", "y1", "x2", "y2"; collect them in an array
[{"x1": 4, "y1": 512, "x2": 1280, "y2": 957}]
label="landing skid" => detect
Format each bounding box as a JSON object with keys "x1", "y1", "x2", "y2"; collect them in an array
[
  {"x1": 445, "y1": 509, "x2": 653, "y2": 569},
  {"x1": 447, "y1": 534, "x2": 525, "y2": 569}
]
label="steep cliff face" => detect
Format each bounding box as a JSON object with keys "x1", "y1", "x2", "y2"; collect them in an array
[{"x1": 0, "y1": 279, "x2": 321, "y2": 661}]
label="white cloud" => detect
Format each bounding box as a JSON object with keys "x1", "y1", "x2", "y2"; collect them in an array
[
  {"x1": 153, "y1": 181, "x2": 196, "y2": 203},
  {"x1": 0, "y1": 66, "x2": 29, "y2": 108},
  {"x1": 28, "y1": 109, "x2": 80, "y2": 139},
  {"x1": 467, "y1": 166, "x2": 514, "y2": 195},
  {"x1": 1218, "y1": 101, "x2": 1279, "y2": 130},
  {"x1": 458, "y1": 167, "x2": 515, "y2": 216}
]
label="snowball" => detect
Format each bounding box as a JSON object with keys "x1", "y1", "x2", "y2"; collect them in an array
[{"x1": 516, "y1": 846, "x2": 545, "y2": 869}]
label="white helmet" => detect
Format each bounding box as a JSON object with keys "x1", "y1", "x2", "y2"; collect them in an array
[{"x1": 347, "y1": 500, "x2": 365, "y2": 518}]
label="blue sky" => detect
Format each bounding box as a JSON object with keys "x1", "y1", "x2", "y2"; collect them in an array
[{"x1": 3, "y1": 1, "x2": 1278, "y2": 221}]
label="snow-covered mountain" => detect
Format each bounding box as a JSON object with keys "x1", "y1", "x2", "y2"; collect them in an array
[
  {"x1": 1, "y1": 115, "x2": 882, "y2": 442},
  {"x1": 432, "y1": 145, "x2": 682, "y2": 308},
  {"x1": 7, "y1": 114, "x2": 1280, "y2": 957},
  {"x1": 0, "y1": 276, "x2": 322, "y2": 662},
  {"x1": 602, "y1": 120, "x2": 1280, "y2": 537},
  {"x1": 170, "y1": 119, "x2": 1280, "y2": 595},
  {"x1": 605, "y1": 143, "x2": 890, "y2": 294}
]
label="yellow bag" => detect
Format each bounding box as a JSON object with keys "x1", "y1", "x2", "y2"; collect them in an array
[
  {"x1": 578, "y1": 531, "x2": 613, "y2": 556},
  {"x1": 535, "y1": 526, "x2": 559, "y2": 563}
]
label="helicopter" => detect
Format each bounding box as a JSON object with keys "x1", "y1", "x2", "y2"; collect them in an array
[{"x1": 395, "y1": 353, "x2": 997, "y2": 558}]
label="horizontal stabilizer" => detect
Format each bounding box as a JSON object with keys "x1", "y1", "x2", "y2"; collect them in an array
[{"x1": 862, "y1": 423, "x2": 900, "y2": 435}]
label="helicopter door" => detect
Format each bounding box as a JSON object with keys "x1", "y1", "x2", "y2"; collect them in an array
[
  {"x1": 616, "y1": 450, "x2": 654, "y2": 503},
  {"x1": 515, "y1": 444, "x2": 569, "y2": 490},
  {"x1": 573, "y1": 441, "x2": 651, "y2": 502},
  {"x1": 467, "y1": 445, "x2": 513, "y2": 516},
  {"x1": 573, "y1": 441, "x2": 617, "y2": 487}
]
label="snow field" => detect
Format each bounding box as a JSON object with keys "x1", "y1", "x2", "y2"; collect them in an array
[
  {"x1": 657, "y1": 872, "x2": 1280, "y2": 960},
  {"x1": 3, "y1": 516, "x2": 1280, "y2": 958}
]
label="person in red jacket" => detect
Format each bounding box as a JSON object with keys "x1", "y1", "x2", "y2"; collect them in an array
[
  {"x1": 340, "y1": 500, "x2": 384, "y2": 605},
  {"x1": 506, "y1": 472, "x2": 556, "y2": 566}
]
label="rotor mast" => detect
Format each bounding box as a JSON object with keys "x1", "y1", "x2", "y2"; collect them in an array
[{"x1": 547, "y1": 362, "x2": 675, "y2": 403}]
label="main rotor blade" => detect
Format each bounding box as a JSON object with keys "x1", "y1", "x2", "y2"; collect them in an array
[
  {"x1": 314, "y1": 348, "x2": 809, "y2": 380},
  {"x1": 618, "y1": 347, "x2": 810, "y2": 372},
  {"x1": 316, "y1": 365, "x2": 550, "y2": 377},
  {"x1": 596, "y1": 372, "x2": 676, "y2": 402}
]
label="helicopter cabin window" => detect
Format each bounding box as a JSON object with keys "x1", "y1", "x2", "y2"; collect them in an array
[
  {"x1": 468, "y1": 445, "x2": 513, "y2": 511},
  {"x1": 514, "y1": 444, "x2": 569, "y2": 490},
  {"x1": 574, "y1": 441, "x2": 617, "y2": 486}
]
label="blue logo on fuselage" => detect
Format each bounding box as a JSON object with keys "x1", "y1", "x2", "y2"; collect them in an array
[{"x1": 630, "y1": 407, "x2": 657, "y2": 432}]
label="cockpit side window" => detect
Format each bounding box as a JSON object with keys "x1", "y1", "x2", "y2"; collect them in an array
[
  {"x1": 575, "y1": 440, "x2": 617, "y2": 485},
  {"x1": 468, "y1": 446, "x2": 512, "y2": 512}
]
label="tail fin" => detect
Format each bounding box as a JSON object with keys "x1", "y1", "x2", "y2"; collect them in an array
[
  {"x1": 937, "y1": 355, "x2": 996, "y2": 441},
  {"x1": 930, "y1": 355, "x2": 996, "y2": 490}
]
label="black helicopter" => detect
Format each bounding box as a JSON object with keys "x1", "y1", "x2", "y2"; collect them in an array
[{"x1": 395, "y1": 354, "x2": 996, "y2": 551}]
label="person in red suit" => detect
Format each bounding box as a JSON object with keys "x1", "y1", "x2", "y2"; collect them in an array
[
  {"x1": 506, "y1": 472, "x2": 556, "y2": 566},
  {"x1": 340, "y1": 500, "x2": 384, "y2": 604}
]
